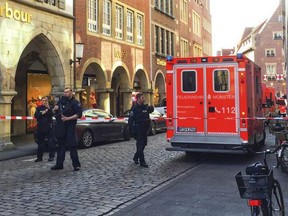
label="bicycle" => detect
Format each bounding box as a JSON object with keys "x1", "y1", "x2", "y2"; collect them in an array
[
  {"x1": 270, "y1": 122, "x2": 288, "y2": 174},
  {"x1": 235, "y1": 148, "x2": 285, "y2": 216}
]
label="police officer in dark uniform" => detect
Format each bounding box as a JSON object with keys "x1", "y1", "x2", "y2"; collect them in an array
[
  {"x1": 51, "y1": 87, "x2": 82, "y2": 171},
  {"x1": 34, "y1": 96, "x2": 55, "y2": 162},
  {"x1": 129, "y1": 93, "x2": 154, "y2": 168}
]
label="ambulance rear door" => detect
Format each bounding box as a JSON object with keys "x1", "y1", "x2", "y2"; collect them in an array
[
  {"x1": 174, "y1": 63, "x2": 239, "y2": 136},
  {"x1": 205, "y1": 64, "x2": 239, "y2": 135},
  {"x1": 174, "y1": 65, "x2": 205, "y2": 134}
]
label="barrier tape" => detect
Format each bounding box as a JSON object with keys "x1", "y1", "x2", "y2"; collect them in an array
[
  {"x1": 0, "y1": 115, "x2": 128, "y2": 122},
  {"x1": 0, "y1": 115, "x2": 286, "y2": 121}
]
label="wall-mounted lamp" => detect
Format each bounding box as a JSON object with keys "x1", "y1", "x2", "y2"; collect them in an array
[{"x1": 70, "y1": 42, "x2": 84, "y2": 65}]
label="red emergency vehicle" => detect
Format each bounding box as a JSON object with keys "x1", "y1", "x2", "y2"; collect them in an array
[
  {"x1": 275, "y1": 98, "x2": 287, "y2": 116},
  {"x1": 165, "y1": 54, "x2": 266, "y2": 153},
  {"x1": 261, "y1": 83, "x2": 276, "y2": 118}
]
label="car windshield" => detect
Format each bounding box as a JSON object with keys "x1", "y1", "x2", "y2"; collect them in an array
[{"x1": 83, "y1": 109, "x2": 113, "y2": 118}]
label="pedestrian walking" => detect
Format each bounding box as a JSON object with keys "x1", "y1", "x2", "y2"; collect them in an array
[
  {"x1": 34, "y1": 96, "x2": 55, "y2": 162},
  {"x1": 51, "y1": 87, "x2": 82, "y2": 171},
  {"x1": 129, "y1": 93, "x2": 154, "y2": 168}
]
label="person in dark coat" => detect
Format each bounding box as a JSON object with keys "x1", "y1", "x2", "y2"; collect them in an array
[
  {"x1": 51, "y1": 87, "x2": 82, "y2": 171},
  {"x1": 34, "y1": 96, "x2": 55, "y2": 162},
  {"x1": 129, "y1": 93, "x2": 154, "y2": 168}
]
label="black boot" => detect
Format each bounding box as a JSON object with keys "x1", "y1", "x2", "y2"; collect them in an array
[
  {"x1": 133, "y1": 155, "x2": 139, "y2": 164},
  {"x1": 34, "y1": 158, "x2": 43, "y2": 162},
  {"x1": 140, "y1": 162, "x2": 148, "y2": 168},
  {"x1": 51, "y1": 165, "x2": 63, "y2": 170}
]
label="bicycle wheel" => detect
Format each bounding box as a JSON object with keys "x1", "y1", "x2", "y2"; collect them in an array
[
  {"x1": 260, "y1": 200, "x2": 270, "y2": 216},
  {"x1": 251, "y1": 206, "x2": 262, "y2": 216},
  {"x1": 279, "y1": 144, "x2": 288, "y2": 174},
  {"x1": 250, "y1": 205, "x2": 269, "y2": 216},
  {"x1": 269, "y1": 179, "x2": 285, "y2": 216}
]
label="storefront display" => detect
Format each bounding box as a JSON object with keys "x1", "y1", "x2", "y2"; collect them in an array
[{"x1": 27, "y1": 72, "x2": 51, "y2": 131}]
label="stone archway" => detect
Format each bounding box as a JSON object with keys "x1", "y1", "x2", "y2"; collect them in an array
[
  {"x1": 133, "y1": 69, "x2": 150, "y2": 104},
  {"x1": 80, "y1": 62, "x2": 107, "y2": 111},
  {"x1": 110, "y1": 66, "x2": 130, "y2": 116},
  {"x1": 11, "y1": 34, "x2": 64, "y2": 136},
  {"x1": 154, "y1": 71, "x2": 166, "y2": 106}
]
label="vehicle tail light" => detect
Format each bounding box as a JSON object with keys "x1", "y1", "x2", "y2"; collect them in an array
[
  {"x1": 248, "y1": 200, "x2": 262, "y2": 206},
  {"x1": 240, "y1": 72, "x2": 245, "y2": 84}
]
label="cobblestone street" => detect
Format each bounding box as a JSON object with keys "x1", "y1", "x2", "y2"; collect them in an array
[{"x1": 0, "y1": 133, "x2": 201, "y2": 216}]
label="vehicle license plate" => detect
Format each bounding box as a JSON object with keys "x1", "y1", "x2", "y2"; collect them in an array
[{"x1": 177, "y1": 127, "x2": 196, "y2": 132}]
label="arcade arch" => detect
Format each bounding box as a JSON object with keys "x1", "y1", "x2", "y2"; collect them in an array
[
  {"x1": 154, "y1": 71, "x2": 166, "y2": 106},
  {"x1": 12, "y1": 33, "x2": 64, "y2": 136},
  {"x1": 80, "y1": 60, "x2": 108, "y2": 111}
]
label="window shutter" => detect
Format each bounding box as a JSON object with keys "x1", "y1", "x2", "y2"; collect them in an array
[{"x1": 58, "y1": 0, "x2": 65, "y2": 9}]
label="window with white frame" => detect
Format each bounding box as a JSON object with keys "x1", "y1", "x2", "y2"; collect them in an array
[
  {"x1": 88, "y1": 0, "x2": 98, "y2": 33},
  {"x1": 192, "y1": 11, "x2": 201, "y2": 36},
  {"x1": 170, "y1": 32, "x2": 174, "y2": 56},
  {"x1": 193, "y1": 44, "x2": 202, "y2": 57},
  {"x1": 266, "y1": 63, "x2": 276, "y2": 75},
  {"x1": 154, "y1": 25, "x2": 174, "y2": 56},
  {"x1": 102, "y1": 0, "x2": 111, "y2": 36},
  {"x1": 126, "y1": 10, "x2": 134, "y2": 42},
  {"x1": 154, "y1": 0, "x2": 173, "y2": 16},
  {"x1": 180, "y1": 38, "x2": 189, "y2": 57},
  {"x1": 160, "y1": 28, "x2": 165, "y2": 54},
  {"x1": 155, "y1": 26, "x2": 159, "y2": 53},
  {"x1": 180, "y1": 0, "x2": 188, "y2": 23},
  {"x1": 137, "y1": 14, "x2": 143, "y2": 45},
  {"x1": 115, "y1": 4, "x2": 123, "y2": 39},
  {"x1": 273, "y1": 31, "x2": 283, "y2": 40},
  {"x1": 265, "y1": 49, "x2": 276, "y2": 57}
]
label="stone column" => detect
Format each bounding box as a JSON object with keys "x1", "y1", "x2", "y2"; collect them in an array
[
  {"x1": 97, "y1": 89, "x2": 113, "y2": 113},
  {"x1": 0, "y1": 90, "x2": 17, "y2": 150},
  {"x1": 122, "y1": 91, "x2": 132, "y2": 113},
  {"x1": 144, "y1": 89, "x2": 153, "y2": 106}
]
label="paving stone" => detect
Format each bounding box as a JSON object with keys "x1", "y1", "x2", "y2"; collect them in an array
[{"x1": 0, "y1": 133, "x2": 199, "y2": 215}]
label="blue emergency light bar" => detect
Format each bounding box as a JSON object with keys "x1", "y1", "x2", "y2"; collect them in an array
[{"x1": 166, "y1": 55, "x2": 173, "y2": 61}]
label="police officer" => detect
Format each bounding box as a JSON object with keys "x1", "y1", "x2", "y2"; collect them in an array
[
  {"x1": 51, "y1": 87, "x2": 82, "y2": 171},
  {"x1": 129, "y1": 93, "x2": 154, "y2": 168},
  {"x1": 34, "y1": 96, "x2": 55, "y2": 162}
]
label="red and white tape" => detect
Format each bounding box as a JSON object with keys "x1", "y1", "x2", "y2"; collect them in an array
[
  {"x1": 0, "y1": 115, "x2": 286, "y2": 121},
  {"x1": 0, "y1": 115, "x2": 129, "y2": 122}
]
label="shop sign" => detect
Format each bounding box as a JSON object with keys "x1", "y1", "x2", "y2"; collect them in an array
[
  {"x1": 157, "y1": 59, "x2": 166, "y2": 66},
  {"x1": 0, "y1": 3, "x2": 32, "y2": 23}
]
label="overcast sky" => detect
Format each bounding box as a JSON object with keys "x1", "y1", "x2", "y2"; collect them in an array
[{"x1": 210, "y1": 0, "x2": 280, "y2": 55}]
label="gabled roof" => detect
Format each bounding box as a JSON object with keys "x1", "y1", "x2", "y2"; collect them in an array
[{"x1": 240, "y1": 20, "x2": 267, "y2": 42}]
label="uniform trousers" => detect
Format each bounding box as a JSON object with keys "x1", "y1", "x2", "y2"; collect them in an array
[{"x1": 55, "y1": 123, "x2": 81, "y2": 168}]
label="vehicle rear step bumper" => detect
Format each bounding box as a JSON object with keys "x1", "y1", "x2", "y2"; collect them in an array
[{"x1": 167, "y1": 135, "x2": 249, "y2": 154}]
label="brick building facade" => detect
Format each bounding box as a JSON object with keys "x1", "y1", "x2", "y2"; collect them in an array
[
  {"x1": 237, "y1": 4, "x2": 285, "y2": 96},
  {"x1": 75, "y1": 0, "x2": 150, "y2": 116},
  {"x1": 151, "y1": 0, "x2": 212, "y2": 106}
]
